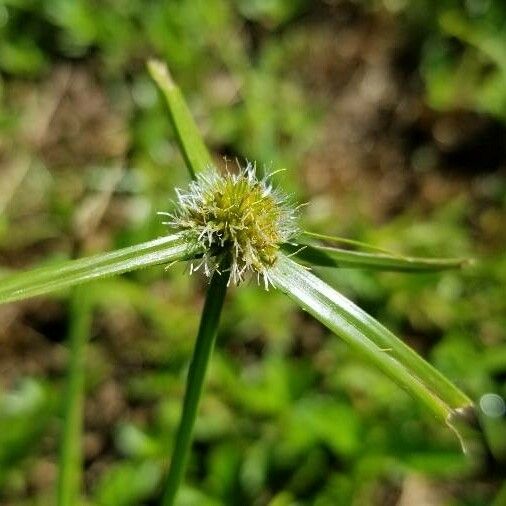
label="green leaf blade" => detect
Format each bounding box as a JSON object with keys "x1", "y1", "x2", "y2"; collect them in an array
[
  {"x1": 270, "y1": 254, "x2": 473, "y2": 425},
  {"x1": 284, "y1": 242, "x2": 471, "y2": 272},
  {"x1": 0, "y1": 233, "x2": 193, "y2": 304},
  {"x1": 148, "y1": 60, "x2": 213, "y2": 179}
]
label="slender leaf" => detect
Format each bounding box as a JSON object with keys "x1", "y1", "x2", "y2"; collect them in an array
[
  {"x1": 0, "y1": 233, "x2": 194, "y2": 304},
  {"x1": 303, "y1": 231, "x2": 393, "y2": 253},
  {"x1": 57, "y1": 287, "x2": 92, "y2": 506},
  {"x1": 284, "y1": 242, "x2": 470, "y2": 272},
  {"x1": 148, "y1": 60, "x2": 213, "y2": 179},
  {"x1": 270, "y1": 254, "x2": 473, "y2": 431}
]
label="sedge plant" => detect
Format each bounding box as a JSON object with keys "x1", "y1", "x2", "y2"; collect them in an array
[{"x1": 0, "y1": 59, "x2": 488, "y2": 505}]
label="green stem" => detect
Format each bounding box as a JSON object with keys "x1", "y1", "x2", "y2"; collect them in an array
[
  {"x1": 57, "y1": 287, "x2": 92, "y2": 506},
  {"x1": 161, "y1": 267, "x2": 230, "y2": 506}
]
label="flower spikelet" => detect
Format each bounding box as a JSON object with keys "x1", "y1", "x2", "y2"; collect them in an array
[{"x1": 162, "y1": 164, "x2": 298, "y2": 287}]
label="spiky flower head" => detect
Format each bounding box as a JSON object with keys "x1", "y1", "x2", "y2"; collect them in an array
[{"x1": 162, "y1": 164, "x2": 299, "y2": 287}]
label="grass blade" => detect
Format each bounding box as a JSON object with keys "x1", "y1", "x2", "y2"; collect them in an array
[
  {"x1": 270, "y1": 254, "x2": 474, "y2": 441},
  {"x1": 0, "y1": 233, "x2": 194, "y2": 304},
  {"x1": 161, "y1": 266, "x2": 230, "y2": 506},
  {"x1": 303, "y1": 231, "x2": 394, "y2": 253},
  {"x1": 57, "y1": 287, "x2": 92, "y2": 506},
  {"x1": 148, "y1": 60, "x2": 213, "y2": 179},
  {"x1": 284, "y1": 242, "x2": 470, "y2": 272}
]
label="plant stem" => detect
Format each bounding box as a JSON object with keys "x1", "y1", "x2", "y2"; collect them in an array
[
  {"x1": 161, "y1": 267, "x2": 230, "y2": 506},
  {"x1": 57, "y1": 287, "x2": 92, "y2": 506}
]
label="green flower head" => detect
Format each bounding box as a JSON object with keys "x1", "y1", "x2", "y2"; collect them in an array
[{"x1": 162, "y1": 164, "x2": 299, "y2": 287}]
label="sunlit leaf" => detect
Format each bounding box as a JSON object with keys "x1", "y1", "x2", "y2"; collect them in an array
[
  {"x1": 148, "y1": 59, "x2": 213, "y2": 179},
  {"x1": 0, "y1": 233, "x2": 194, "y2": 304},
  {"x1": 270, "y1": 254, "x2": 475, "y2": 445}
]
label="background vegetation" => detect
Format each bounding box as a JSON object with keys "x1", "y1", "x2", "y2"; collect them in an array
[{"x1": 0, "y1": 0, "x2": 504, "y2": 504}]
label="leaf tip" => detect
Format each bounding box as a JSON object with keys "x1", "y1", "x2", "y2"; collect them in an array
[
  {"x1": 446, "y1": 404, "x2": 481, "y2": 455},
  {"x1": 461, "y1": 257, "x2": 477, "y2": 269},
  {"x1": 147, "y1": 59, "x2": 175, "y2": 90}
]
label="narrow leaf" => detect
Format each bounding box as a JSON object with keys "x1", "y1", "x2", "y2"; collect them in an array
[
  {"x1": 0, "y1": 233, "x2": 194, "y2": 304},
  {"x1": 270, "y1": 254, "x2": 474, "y2": 437},
  {"x1": 148, "y1": 59, "x2": 213, "y2": 179},
  {"x1": 303, "y1": 231, "x2": 393, "y2": 253},
  {"x1": 284, "y1": 242, "x2": 470, "y2": 272}
]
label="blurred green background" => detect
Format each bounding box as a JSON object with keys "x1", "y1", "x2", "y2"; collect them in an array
[{"x1": 0, "y1": 0, "x2": 505, "y2": 504}]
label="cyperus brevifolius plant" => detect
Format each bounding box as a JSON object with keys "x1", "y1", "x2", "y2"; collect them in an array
[{"x1": 0, "y1": 59, "x2": 488, "y2": 506}]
